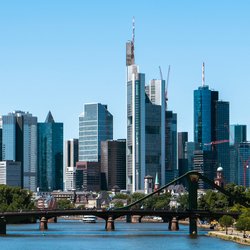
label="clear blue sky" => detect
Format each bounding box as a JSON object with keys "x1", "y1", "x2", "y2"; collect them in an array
[{"x1": 1, "y1": 1, "x2": 250, "y2": 141}]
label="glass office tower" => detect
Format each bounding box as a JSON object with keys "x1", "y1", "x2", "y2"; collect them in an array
[
  {"x1": 194, "y1": 85, "x2": 218, "y2": 149},
  {"x1": 79, "y1": 103, "x2": 113, "y2": 162},
  {"x1": 37, "y1": 111, "x2": 63, "y2": 191},
  {"x1": 2, "y1": 111, "x2": 37, "y2": 191},
  {"x1": 126, "y1": 22, "x2": 167, "y2": 192},
  {"x1": 215, "y1": 101, "x2": 230, "y2": 182}
]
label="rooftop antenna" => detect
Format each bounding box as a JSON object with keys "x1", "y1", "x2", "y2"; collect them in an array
[
  {"x1": 132, "y1": 16, "x2": 135, "y2": 45},
  {"x1": 131, "y1": 17, "x2": 135, "y2": 63},
  {"x1": 202, "y1": 62, "x2": 205, "y2": 86}
]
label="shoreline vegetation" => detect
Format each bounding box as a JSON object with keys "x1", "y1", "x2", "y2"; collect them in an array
[{"x1": 208, "y1": 231, "x2": 250, "y2": 246}]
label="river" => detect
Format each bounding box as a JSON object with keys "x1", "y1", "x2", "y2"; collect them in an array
[{"x1": 1, "y1": 219, "x2": 248, "y2": 250}]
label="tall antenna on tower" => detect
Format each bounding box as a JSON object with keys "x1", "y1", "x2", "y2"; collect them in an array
[
  {"x1": 202, "y1": 62, "x2": 205, "y2": 86},
  {"x1": 132, "y1": 16, "x2": 135, "y2": 45},
  {"x1": 131, "y1": 16, "x2": 135, "y2": 64}
]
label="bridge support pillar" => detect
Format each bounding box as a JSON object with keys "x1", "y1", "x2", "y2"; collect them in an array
[
  {"x1": 189, "y1": 217, "x2": 197, "y2": 236},
  {"x1": 105, "y1": 216, "x2": 115, "y2": 231},
  {"x1": 0, "y1": 217, "x2": 6, "y2": 235},
  {"x1": 40, "y1": 217, "x2": 48, "y2": 231},
  {"x1": 48, "y1": 217, "x2": 57, "y2": 223},
  {"x1": 126, "y1": 215, "x2": 131, "y2": 223},
  {"x1": 168, "y1": 217, "x2": 179, "y2": 231},
  {"x1": 131, "y1": 215, "x2": 141, "y2": 223},
  {"x1": 188, "y1": 173, "x2": 199, "y2": 236}
]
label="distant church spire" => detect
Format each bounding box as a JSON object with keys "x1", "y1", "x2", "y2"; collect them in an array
[
  {"x1": 154, "y1": 172, "x2": 160, "y2": 192},
  {"x1": 45, "y1": 111, "x2": 55, "y2": 123}
]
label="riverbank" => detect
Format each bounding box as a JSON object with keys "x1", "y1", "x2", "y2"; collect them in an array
[{"x1": 208, "y1": 231, "x2": 250, "y2": 246}]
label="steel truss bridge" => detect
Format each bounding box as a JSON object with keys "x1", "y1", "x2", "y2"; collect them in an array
[{"x1": 0, "y1": 171, "x2": 248, "y2": 235}]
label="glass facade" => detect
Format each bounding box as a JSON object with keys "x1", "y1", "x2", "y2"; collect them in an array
[
  {"x1": 230, "y1": 125, "x2": 247, "y2": 145},
  {"x1": 79, "y1": 103, "x2": 113, "y2": 162},
  {"x1": 37, "y1": 112, "x2": 63, "y2": 191},
  {"x1": 194, "y1": 86, "x2": 218, "y2": 149},
  {"x1": 165, "y1": 111, "x2": 177, "y2": 183},
  {"x1": 2, "y1": 115, "x2": 16, "y2": 161},
  {"x1": 237, "y1": 142, "x2": 250, "y2": 187},
  {"x1": 215, "y1": 101, "x2": 230, "y2": 182},
  {"x1": 2, "y1": 111, "x2": 37, "y2": 191}
]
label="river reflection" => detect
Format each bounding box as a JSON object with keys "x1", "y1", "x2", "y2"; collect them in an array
[{"x1": 1, "y1": 219, "x2": 247, "y2": 250}]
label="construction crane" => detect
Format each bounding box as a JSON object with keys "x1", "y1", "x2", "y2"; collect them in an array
[{"x1": 204, "y1": 140, "x2": 230, "y2": 151}]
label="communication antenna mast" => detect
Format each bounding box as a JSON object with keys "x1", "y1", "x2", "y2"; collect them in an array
[
  {"x1": 132, "y1": 16, "x2": 135, "y2": 45},
  {"x1": 202, "y1": 62, "x2": 205, "y2": 86}
]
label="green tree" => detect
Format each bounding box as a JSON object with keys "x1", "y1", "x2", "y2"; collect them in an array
[
  {"x1": 236, "y1": 216, "x2": 250, "y2": 238},
  {"x1": 112, "y1": 193, "x2": 129, "y2": 200},
  {"x1": 57, "y1": 199, "x2": 74, "y2": 209},
  {"x1": 0, "y1": 185, "x2": 34, "y2": 212},
  {"x1": 177, "y1": 193, "x2": 189, "y2": 210},
  {"x1": 129, "y1": 192, "x2": 146, "y2": 209},
  {"x1": 219, "y1": 215, "x2": 234, "y2": 234},
  {"x1": 198, "y1": 190, "x2": 228, "y2": 211},
  {"x1": 112, "y1": 200, "x2": 124, "y2": 208}
]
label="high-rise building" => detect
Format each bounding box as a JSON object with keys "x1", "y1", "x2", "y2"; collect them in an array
[
  {"x1": 65, "y1": 139, "x2": 79, "y2": 191},
  {"x1": 193, "y1": 150, "x2": 217, "y2": 189},
  {"x1": 0, "y1": 117, "x2": 2, "y2": 161},
  {"x1": 2, "y1": 111, "x2": 37, "y2": 191},
  {"x1": 101, "y1": 139, "x2": 126, "y2": 190},
  {"x1": 193, "y1": 64, "x2": 230, "y2": 183},
  {"x1": 76, "y1": 161, "x2": 100, "y2": 191},
  {"x1": 0, "y1": 160, "x2": 21, "y2": 187},
  {"x1": 79, "y1": 103, "x2": 113, "y2": 162},
  {"x1": 126, "y1": 20, "x2": 167, "y2": 192},
  {"x1": 237, "y1": 142, "x2": 250, "y2": 187},
  {"x1": 229, "y1": 124, "x2": 247, "y2": 183},
  {"x1": 215, "y1": 101, "x2": 230, "y2": 182},
  {"x1": 178, "y1": 132, "x2": 188, "y2": 160},
  {"x1": 37, "y1": 111, "x2": 63, "y2": 191},
  {"x1": 194, "y1": 86, "x2": 218, "y2": 149},
  {"x1": 230, "y1": 125, "x2": 247, "y2": 145},
  {"x1": 165, "y1": 111, "x2": 177, "y2": 183},
  {"x1": 178, "y1": 132, "x2": 188, "y2": 177}
]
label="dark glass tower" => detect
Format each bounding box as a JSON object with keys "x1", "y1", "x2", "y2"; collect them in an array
[
  {"x1": 37, "y1": 111, "x2": 63, "y2": 191},
  {"x1": 178, "y1": 132, "x2": 188, "y2": 177},
  {"x1": 193, "y1": 64, "x2": 230, "y2": 185},
  {"x1": 101, "y1": 139, "x2": 126, "y2": 190},
  {"x1": 194, "y1": 85, "x2": 218, "y2": 149},
  {"x1": 215, "y1": 101, "x2": 230, "y2": 182},
  {"x1": 165, "y1": 111, "x2": 177, "y2": 183}
]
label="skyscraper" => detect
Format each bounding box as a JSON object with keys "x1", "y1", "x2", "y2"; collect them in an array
[
  {"x1": 215, "y1": 101, "x2": 230, "y2": 182},
  {"x1": 79, "y1": 103, "x2": 113, "y2": 162},
  {"x1": 178, "y1": 132, "x2": 188, "y2": 177},
  {"x1": 193, "y1": 63, "x2": 230, "y2": 183},
  {"x1": 2, "y1": 111, "x2": 37, "y2": 191},
  {"x1": 101, "y1": 139, "x2": 126, "y2": 190},
  {"x1": 194, "y1": 86, "x2": 218, "y2": 148},
  {"x1": 165, "y1": 111, "x2": 177, "y2": 183},
  {"x1": 37, "y1": 111, "x2": 63, "y2": 191},
  {"x1": 237, "y1": 142, "x2": 250, "y2": 187},
  {"x1": 65, "y1": 139, "x2": 79, "y2": 191},
  {"x1": 229, "y1": 124, "x2": 247, "y2": 183},
  {"x1": 230, "y1": 125, "x2": 247, "y2": 145},
  {"x1": 126, "y1": 20, "x2": 167, "y2": 192}
]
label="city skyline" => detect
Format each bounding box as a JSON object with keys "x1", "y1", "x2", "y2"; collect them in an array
[{"x1": 1, "y1": 1, "x2": 250, "y2": 141}]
